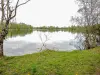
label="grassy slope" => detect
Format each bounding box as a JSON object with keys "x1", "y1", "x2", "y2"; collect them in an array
[{"x1": 0, "y1": 47, "x2": 100, "y2": 75}]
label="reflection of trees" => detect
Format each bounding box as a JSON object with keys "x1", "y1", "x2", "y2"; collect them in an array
[
  {"x1": 71, "y1": 33, "x2": 100, "y2": 50},
  {"x1": 33, "y1": 29, "x2": 62, "y2": 33},
  {"x1": 6, "y1": 27, "x2": 100, "y2": 50},
  {"x1": 33, "y1": 29, "x2": 78, "y2": 34},
  {"x1": 6, "y1": 29, "x2": 33, "y2": 38},
  {"x1": 4, "y1": 23, "x2": 33, "y2": 38}
]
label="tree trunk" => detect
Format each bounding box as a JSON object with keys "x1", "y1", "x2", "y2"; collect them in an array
[
  {"x1": 0, "y1": 36, "x2": 3, "y2": 56},
  {"x1": 0, "y1": 20, "x2": 9, "y2": 57}
]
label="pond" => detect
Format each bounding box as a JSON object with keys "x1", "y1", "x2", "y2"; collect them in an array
[{"x1": 4, "y1": 30, "x2": 84, "y2": 56}]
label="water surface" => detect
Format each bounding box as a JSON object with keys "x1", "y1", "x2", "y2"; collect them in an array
[{"x1": 4, "y1": 31, "x2": 83, "y2": 56}]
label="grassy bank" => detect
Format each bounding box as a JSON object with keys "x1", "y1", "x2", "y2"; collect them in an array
[{"x1": 0, "y1": 47, "x2": 100, "y2": 75}]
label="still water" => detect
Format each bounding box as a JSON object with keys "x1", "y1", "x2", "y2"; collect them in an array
[{"x1": 4, "y1": 31, "x2": 83, "y2": 56}]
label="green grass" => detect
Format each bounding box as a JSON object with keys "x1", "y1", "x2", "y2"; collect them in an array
[{"x1": 0, "y1": 47, "x2": 100, "y2": 75}]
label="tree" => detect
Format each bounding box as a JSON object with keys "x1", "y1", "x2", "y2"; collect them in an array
[
  {"x1": 0, "y1": 0, "x2": 31, "y2": 56},
  {"x1": 71, "y1": 0, "x2": 100, "y2": 49}
]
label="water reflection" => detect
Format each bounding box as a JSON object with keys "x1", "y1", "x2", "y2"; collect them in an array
[
  {"x1": 6, "y1": 29, "x2": 33, "y2": 38},
  {"x1": 4, "y1": 30, "x2": 84, "y2": 56}
]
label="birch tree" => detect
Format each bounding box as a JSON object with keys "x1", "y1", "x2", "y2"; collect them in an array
[
  {"x1": 71, "y1": 0, "x2": 100, "y2": 49},
  {"x1": 0, "y1": 0, "x2": 30, "y2": 56}
]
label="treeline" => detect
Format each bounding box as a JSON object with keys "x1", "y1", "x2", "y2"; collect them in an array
[
  {"x1": 7, "y1": 28, "x2": 33, "y2": 38},
  {"x1": 7, "y1": 23, "x2": 33, "y2": 37},
  {"x1": 8, "y1": 23, "x2": 33, "y2": 30},
  {"x1": 32, "y1": 25, "x2": 100, "y2": 34},
  {"x1": 33, "y1": 26, "x2": 72, "y2": 32},
  {"x1": 33, "y1": 26, "x2": 68, "y2": 29},
  {"x1": 0, "y1": 22, "x2": 33, "y2": 30},
  {"x1": 66, "y1": 24, "x2": 100, "y2": 35},
  {"x1": 0, "y1": 22, "x2": 33, "y2": 38}
]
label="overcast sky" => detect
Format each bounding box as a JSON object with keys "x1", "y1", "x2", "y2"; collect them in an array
[{"x1": 16, "y1": 0, "x2": 78, "y2": 27}]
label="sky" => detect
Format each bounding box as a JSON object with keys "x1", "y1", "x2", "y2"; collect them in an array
[{"x1": 16, "y1": 0, "x2": 78, "y2": 27}]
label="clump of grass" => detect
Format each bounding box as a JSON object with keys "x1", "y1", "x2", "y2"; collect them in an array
[{"x1": 32, "y1": 64, "x2": 37, "y2": 75}]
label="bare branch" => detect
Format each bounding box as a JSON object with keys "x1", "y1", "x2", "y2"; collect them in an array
[
  {"x1": 17, "y1": 0, "x2": 31, "y2": 7},
  {"x1": 10, "y1": 0, "x2": 30, "y2": 20}
]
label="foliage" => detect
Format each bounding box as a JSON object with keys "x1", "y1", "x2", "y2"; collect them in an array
[
  {"x1": 64, "y1": 24, "x2": 100, "y2": 34},
  {"x1": 0, "y1": 22, "x2": 33, "y2": 38},
  {"x1": 7, "y1": 23, "x2": 33, "y2": 37},
  {"x1": 8, "y1": 23, "x2": 33, "y2": 29},
  {"x1": 32, "y1": 24, "x2": 100, "y2": 34}
]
